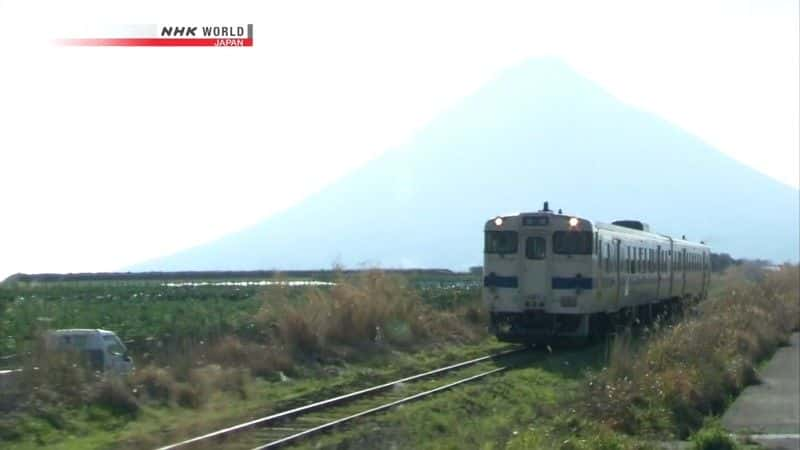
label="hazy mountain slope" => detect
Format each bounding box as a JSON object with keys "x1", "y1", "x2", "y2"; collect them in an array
[{"x1": 131, "y1": 59, "x2": 799, "y2": 271}]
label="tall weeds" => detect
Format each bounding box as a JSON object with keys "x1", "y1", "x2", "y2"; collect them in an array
[
  {"x1": 585, "y1": 266, "x2": 800, "y2": 438},
  {"x1": 253, "y1": 270, "x2": 483, "y2": 357}
]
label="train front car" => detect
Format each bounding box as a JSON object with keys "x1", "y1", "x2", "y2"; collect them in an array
[{"x1": 483, "y1": 207, "x2": 598, "y2": 343}]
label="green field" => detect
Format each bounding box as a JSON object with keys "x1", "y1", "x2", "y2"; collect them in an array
[
  {"x1": 0, "y1": 267, "x2": 796, "y2": 450},
  {"x1": 0, "y1": 271, "x2": 480, "y2": 360}
]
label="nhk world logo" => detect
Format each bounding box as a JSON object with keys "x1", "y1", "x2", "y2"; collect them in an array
[{"x1": 57, "y1": 24, "x2": 253, "y2": 47}]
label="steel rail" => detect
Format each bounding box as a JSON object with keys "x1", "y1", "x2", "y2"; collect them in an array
[
  {"x1": 253, "y1": 366, "x2": 507, "y2": 449},
  {"x1": 156, "y1": 347, "x2": 524, "y2": 450}
]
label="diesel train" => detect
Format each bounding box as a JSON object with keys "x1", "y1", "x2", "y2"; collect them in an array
[{"x1": 483, "y1": 202, "x2": 710, "y2": 343}]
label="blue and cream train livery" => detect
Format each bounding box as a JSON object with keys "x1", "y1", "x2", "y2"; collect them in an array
[{"x1": 483, "y1": 202, "x2": 710, "y2": 343}]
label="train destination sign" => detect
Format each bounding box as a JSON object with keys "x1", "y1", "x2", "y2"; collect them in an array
[{"x1": 522, "y1": 216, "x2": 549, "y2": 226}]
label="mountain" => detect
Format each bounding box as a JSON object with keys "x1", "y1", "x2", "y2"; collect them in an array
[{"x1": 131, "y1": 58, "x2": 799, "y2": 271}]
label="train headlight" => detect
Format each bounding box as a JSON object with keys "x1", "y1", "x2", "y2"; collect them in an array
[
  {"x1": 494, "y1": 217, "x2": 503, "y2": 227},
  {"x1": 569, "y1": 217, "x2": 579, "y2": 227}
]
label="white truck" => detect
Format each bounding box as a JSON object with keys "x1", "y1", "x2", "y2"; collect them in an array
[
  {"x1": 44, "y1": 329, "x2": 134, "y2": 374},
  {"x1": 0, "y1": 329, "x2": 134, "y2": 389}
]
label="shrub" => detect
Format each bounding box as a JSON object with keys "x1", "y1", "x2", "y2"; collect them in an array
[
  {"x1": 690, "y1": 421, "x2": 739, "y2": 450},
  {"x1": 173, "y1": 383, "x2": 207, "y2": 409},
  {"x1": 90, "y1": 378, "x2": 140, "y2": 416},
  {"x1": 188, "y1": 365, "x2": 250, "y2": 400},
  {"x1": 131, "y1": 366, "x2": 176, "y2": 405}
]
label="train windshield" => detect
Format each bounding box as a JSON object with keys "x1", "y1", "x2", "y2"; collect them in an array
[
  {"x1": 552, "y1": 231, "x2": 593, "y2": 255},
  {"x1": 484, "y1": 231, "x2": 518, "y2": 254}
]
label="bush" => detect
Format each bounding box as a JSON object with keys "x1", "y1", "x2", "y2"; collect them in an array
[
  {"x1": 130, "y1": 365, "x2": 213, "y2": 408},
  {"x1": 90, "y1": 378, "x2": 140, "y2": 416},
  {"x1": 173, "y1": 383, "x2": 207, "y2": 409},
  {"x1": 131, "y1": 366, "x2": 176, "y2": 405},
  {"x1": 690, "y1": 421, "x2": 739, "y2": 450}
]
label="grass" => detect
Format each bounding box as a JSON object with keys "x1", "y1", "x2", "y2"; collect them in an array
[
  {"x1": 1, "y1": 266, "x2": 796, "y2": 449},
  {"x1": 583, "y1": 265, "x2": 800, "y2": 439},
  {"x1": 0, "y1": 270, "x2": 494, "y2": 449},
  {"x1": 689, "y1": 420, "x2": 739, "y2": 450},
  {"x1": 1, "y1": 338, "x2": 512, "y2": 450},
  {"x1": 297, "y1": 345, "x2": 607, "y2": 450},
  {"x1": 289, "y1": 266, "x2": 798, "y2": 450}
]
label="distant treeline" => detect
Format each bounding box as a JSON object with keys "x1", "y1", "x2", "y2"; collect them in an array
[
  {"x1": 1, "y1": 254, "x2": 770, "y2": 285},
  {"x1": 2, "y1": 268, "x2": 463, "y2": 285},
  {"x1": 710, "y1": 252, "x2": 775, "y2": 273}
]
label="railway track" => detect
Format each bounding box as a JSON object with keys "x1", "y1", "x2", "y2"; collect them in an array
[{"x1": 157, "y1": 347, "x2": 529, "y2": 450}]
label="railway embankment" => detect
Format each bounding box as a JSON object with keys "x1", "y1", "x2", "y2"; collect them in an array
[{"x1": 577, "y1": 265, "x2": 799, "y2": 448}]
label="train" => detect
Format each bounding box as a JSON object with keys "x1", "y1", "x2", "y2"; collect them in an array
[{"x1": 483, "y1": 202, "x2": 710, "y2": 343}]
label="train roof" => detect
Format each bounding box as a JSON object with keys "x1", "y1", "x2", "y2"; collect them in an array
[{"x1": 595, "y1": 222, "x2": 709, "y2": 249}]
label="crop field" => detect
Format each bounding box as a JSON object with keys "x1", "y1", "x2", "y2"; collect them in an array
[
  {"x1": 0, "y1": 271, "x2": 480, "y2": 362},
  {"x1": 0, "y1": 266, "x2": 797, "y2": 450}
]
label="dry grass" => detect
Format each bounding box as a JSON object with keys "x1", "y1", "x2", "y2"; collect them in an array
[
  {"x1": 252, "y1": 270, "x2": 483, "y2": 358},
  {"x1": 89, "y1": 378, "x2": 140, "y2": 416},
  {"x1": 585, "y1": 265, "x2": 800, "y2": 438},
  {"x1": 129, "y1": 363, "x2": 251, "y2": 408},
  {"x1": 0, "y1": 269, "x2": 488, "y2": 445}
]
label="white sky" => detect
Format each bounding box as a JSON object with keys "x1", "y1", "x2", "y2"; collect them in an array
[{"x1": 0, "y1": 0, "x2": 797, "y2": 279}]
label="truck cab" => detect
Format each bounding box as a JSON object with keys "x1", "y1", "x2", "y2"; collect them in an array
[{"x1": 44, "y1": 329, "x2": 134, "y2": 375}]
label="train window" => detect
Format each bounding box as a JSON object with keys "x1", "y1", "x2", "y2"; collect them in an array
[
  {"x1": 627, "y1": 247, "x2": 632, "y2": 273},
  {"x1": 643, "y1": 248, "x2": 647, "y2": 272},
  {"x1": 651, "y1": 249, "x2": 656, "y2": 272},
  {"x1": 484, "y1": 231, "x2": 518, "y2": 255},
  {"x1": 656, "y1": 248, "x2": 661, "y2": 272},
  {"x1": 552, "y1": 231, "x2": 592, "y2": 255},
  {"x1": 525, "y1": 237, "x2": 546, "y2": 260},
  {"x1": 641, "y1": 248, "x2": 646, "y2": 273}
]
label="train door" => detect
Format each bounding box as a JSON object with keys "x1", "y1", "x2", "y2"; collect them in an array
[
  {"x1": 518, "y1": 231, "x2": 550, "y2": 307},
  {"x1": 656, "y1": 246, "x2": 662, "y2": 299},
  {"x1": 614, "y1": 239, "x2": 622, "y2": 309},
  {"x1": 667, "y1": 240, "x2": 674, "y2": 298},
  {"x1": 680, "y1": 248, "x2": 687, "y2": 297},
  {"x1": 701, "y1": 251, "x2": 708, "y2": 298}
]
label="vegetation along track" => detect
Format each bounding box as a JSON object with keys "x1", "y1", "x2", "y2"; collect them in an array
[{"x1": 157, "y1": 347, "x2": 531, "y2": 450}]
